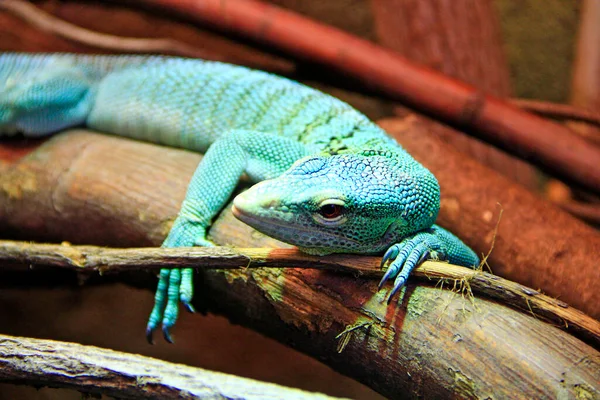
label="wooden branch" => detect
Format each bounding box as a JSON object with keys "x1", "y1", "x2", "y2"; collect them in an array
[
  {"x1": 557, "y1": 200, "x2": 600, "y2": 226},
  {"x1": 371, "y1": 0, "x2": 539, "y2": 190},
  {"x1": 132, "y1": 0, "x2": 600, "y2": 193},
  {"x1": 512, "y1": 99, "x2": 600, "y2": 128},
  {"x1": 0, "y1": 334, "x2": 342, "y2": 399},
  {"x1": 378, "y1": 117, "x2": 600, "y2": 320},
  {"x1": 0, "y1": 0, "x2": 293, "y2": 75},
  {"x1": 2, "y1": 126, "x2": 599, "y2": 320},
  {"x1": 1, "y1": 129, "x2": 600, "y2": 398},
  {"x1": 0, "y1": 0, "x2": 209, "y2": 58},
  {"x1": 1, "y1": 239, "x2": 599, "y2": 347}
]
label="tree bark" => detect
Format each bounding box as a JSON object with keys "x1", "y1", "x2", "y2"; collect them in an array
[
  {"x1": 0, "y1": 334, "x2": 342, "y2": 399},
  {"x1": 1, "y1": 129, "x2": 599, "y2": 399}
]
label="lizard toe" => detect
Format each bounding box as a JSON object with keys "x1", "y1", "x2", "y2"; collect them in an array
[{"x1": 162, "y1": 324, "x2": 175, "y2": 344}]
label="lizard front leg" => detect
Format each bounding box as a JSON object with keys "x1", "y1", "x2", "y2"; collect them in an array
[
  {"x1": 146, "y1": 130, "x2": 309, "y2": 343},
  {"x1": 378, "y1": 225, "x2": 480, "y2": 302}
]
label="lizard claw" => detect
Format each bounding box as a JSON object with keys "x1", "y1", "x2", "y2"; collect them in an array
[
  {"x1": 387, "y1": 277, "x2": 406, "y2": 304},
  {"x1": 162, "y1": 325, "x2": 175, "y2": 344},
  {"x1": 146, "y1": 325, "x2": 156, "y2": 345},
  {"x1": 180, "y1": 268, "x2": 195, "y2": 313},
  {"x1": 386, "y1": 250, "x2": 430, "y2": 303},
  {"x1": 378, "y1": 244, "x2": 403, "y2": 289},
  {"x1": 183, "y1": 302, "x2": 196, "y2": 313},
  {"x1": 379, "y1": 230, "x2": 445, "y2": 303}
]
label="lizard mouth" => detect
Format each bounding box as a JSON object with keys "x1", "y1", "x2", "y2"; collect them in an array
[
  {"x1": 232, "y1": 204, "x2": 303, "y2": 235},
  {"x1": 231, "y1": 204, "x2": 251, "y2": 223},
  {"x1": 232, "y1": 203, "x2": 363, "y2": 249}
]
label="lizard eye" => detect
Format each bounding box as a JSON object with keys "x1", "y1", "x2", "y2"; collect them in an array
[
  {"x1": 314, "y1": 200, "x2": 347, "y2": 225},
  {"x1": 319, "y1": 204, "x2": 344, "y2": 219}
]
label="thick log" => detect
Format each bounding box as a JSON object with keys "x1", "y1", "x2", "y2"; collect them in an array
[{"x1": 0, "y1": 130, "x2": 599, "y2": 399}]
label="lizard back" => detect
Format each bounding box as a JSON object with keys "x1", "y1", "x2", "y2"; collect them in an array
[{"x1": 1, "y1": 53, "x2": 398, "y2": 155}]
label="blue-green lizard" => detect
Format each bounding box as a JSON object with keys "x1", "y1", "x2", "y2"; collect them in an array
[{"x1": 0, "y1": 53, "x2": 479, "y2": 343}]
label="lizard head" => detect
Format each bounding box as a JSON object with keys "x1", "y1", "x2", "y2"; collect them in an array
[{"x1": 232, "y1": 153, "x2": 440, "y2": 255}]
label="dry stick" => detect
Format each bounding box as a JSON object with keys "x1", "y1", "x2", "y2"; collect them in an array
[
  {"x1": 512, "y1": 99, "x2": 600, "y2": 131},
  {"x1": 0, "y1": 0, "x2": 207, "y2": 57},
  {"x1": 134, "y1": 0, "x2": 600, "y2": 193},
  {"x1": 0, "y1": 334, "x2": 343, "y2": 400},
  {"x1": 1, "y1": 239, "x2": 599, "y2": 347},
  {"x1": 557, "y1": 200, "x2": 600, "y2": 225}
]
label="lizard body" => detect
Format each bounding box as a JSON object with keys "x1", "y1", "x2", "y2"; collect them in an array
[{"x1": 0, "y1": 53, "x2": 479, "y2": 342}]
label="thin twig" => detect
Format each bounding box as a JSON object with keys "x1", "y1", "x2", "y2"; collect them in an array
[
  {"x1": 512, "y1": 99, "x2": 600, "y2": 129},
  {"x1": 0, "y1": 333, "x2": 342, "y2": 399},
  {"x1": 1, "y1": 239, "x2": 599, "y2": 346},
  {"x1": 0, "y1": 0, "x2": 295, "y2": 74},
  {"x1": 557, "y1": 200, "x2": 600, "y2": 225},
  {"x1": 0, "y1": 0, "x2": 214, "y2": 58}
]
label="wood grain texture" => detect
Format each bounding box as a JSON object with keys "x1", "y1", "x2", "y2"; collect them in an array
[
  {"x1": 0, "y1": 334, "x2": 343, "y2": 399},
  {"x1": 0, "y1": 129, "x2": 599, "y2": 399}
]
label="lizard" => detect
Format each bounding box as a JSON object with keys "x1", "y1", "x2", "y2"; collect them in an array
[{"x1": 0, "y1": 53, "x2": 480, "y2": 343}]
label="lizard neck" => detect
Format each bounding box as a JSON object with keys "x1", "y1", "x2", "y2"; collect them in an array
[{"x1": 306, "y1": 119, "x2": 407, "y2": 158}]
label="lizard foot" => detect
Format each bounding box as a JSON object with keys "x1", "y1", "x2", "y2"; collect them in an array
[
  {"x1": 378, "y1": 230, "x2": 445, "y2": 304},
  {"x1": 146, "y1": 267, "x2": 194, "y2": 344}
]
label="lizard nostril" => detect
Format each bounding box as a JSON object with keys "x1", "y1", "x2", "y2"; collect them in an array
[{"x1": 264, "y1": 199, "x2": 279, "y2": 210}]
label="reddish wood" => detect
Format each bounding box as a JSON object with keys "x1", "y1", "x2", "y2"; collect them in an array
[
  {"x1": 135, "y1": 0, "x2": 600, "y2": 192},
  {"x1": 513, "y1": 99, "x2": 600, "y2": 130},
  {"x1": 570, "y1": 0, "x2": 600, "y2": 138}
]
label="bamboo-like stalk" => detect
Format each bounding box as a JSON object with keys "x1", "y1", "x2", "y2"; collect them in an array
[{"x1": 570, "y1": 0, "x2": 600, "y2": 137}]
